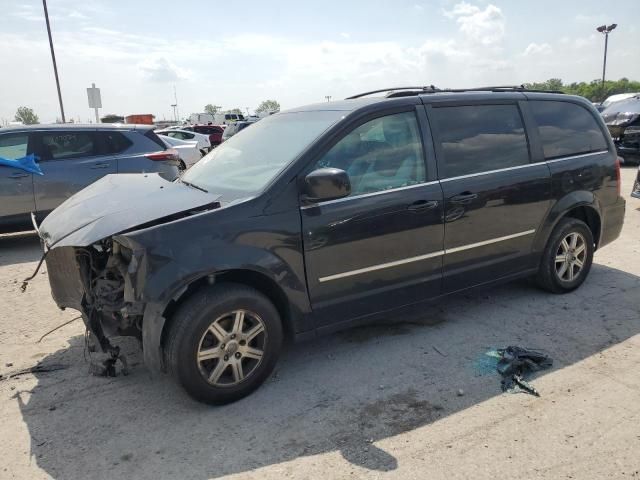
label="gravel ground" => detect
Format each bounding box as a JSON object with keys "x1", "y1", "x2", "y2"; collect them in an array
[{"x1": 1, "y1": 167, "x2": 639, "y2": 480}]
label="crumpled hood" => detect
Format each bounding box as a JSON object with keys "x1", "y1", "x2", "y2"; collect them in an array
[{"x1": 38, "y1": 173, "x2": 220, "y2": 248}]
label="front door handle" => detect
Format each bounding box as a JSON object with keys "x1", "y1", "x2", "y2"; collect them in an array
[
  {"x1": 407, "y1": 200, "x2": 439, "y2": 212},
  {"x1": 450, "y1": 192, "x2": 478, "y2": 204},
  {"x1": 9, "y1": 172, "x2": 30, "y2": 179},
  {"x1": 90, "y1": 162, "x2": 110, "y2": 169}
]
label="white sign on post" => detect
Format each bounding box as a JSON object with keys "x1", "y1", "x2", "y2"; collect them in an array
[{"x1": 87, "y1": 83, "x2": 102, "y2": 123}]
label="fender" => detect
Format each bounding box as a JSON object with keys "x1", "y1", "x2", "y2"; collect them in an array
[
  {"x1": 532, "y1": 190, "x2": 602, "y2": 253},
  {"x1": 118, "y1": 205, "x2": 311, "y2": 372}
]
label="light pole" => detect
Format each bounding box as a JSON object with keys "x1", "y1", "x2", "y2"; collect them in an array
[
  {"x1": 171, "y1": 104, "x2": 177, "y2": 122},
  {"x1": 43, "y1": 0, "x2": 65, "y2": 123},
  {"x1": 596, "y1": 23, "x2": 617, "y2": 98}
]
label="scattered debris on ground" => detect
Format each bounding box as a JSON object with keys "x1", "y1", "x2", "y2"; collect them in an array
[
  {"x1": 0, "y1": 363, "x2": 68, "y2": 381},
  {"x1": 37, "y1": 316, "x2": 81, "y2": 343},
  {"x1": 475, "y1": 346, "x2": 553, "y2": 396},
  {"x1": 496, "y1": 346, "x2": 553, "y2": 396}
]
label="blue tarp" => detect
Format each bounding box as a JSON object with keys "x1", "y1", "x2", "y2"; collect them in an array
[{"x1": 0, "y1": 154, "x2": 43, "y2": 175}]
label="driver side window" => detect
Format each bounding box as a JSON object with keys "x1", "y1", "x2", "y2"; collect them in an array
[{"x1": 313, "y1": 111, "x2": 426, "y2": 196}]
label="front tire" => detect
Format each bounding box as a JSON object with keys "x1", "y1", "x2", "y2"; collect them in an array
[
  {"x1": 166, "y1": 283, "x2": 283, "y2": 404},
  {"x1": 536, "y1": 218, "x2": 594, "y2": 293}
]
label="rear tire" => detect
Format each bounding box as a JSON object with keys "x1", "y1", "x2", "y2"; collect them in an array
[
  {"x1": 536, "y1": 218, "x2": 594, "y2": 293},
  {"x1": 166, "y1": 283, "x2": 283, "y2": 405},
  {"x1": 178, "y1": 160, "x2": 186, "y2": 171}
]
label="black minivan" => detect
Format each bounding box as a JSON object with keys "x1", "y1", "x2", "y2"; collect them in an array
[{"x1": 38, "y1": 87, "x2": 625, "y2": 404}]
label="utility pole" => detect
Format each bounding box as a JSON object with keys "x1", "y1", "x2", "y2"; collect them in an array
[
  {"x1": 43, "y1": 0, "x2": 65, "y2": 123},
  {"x1": 596, "y1": 24, "x2": 617, "y2": 100},
  {"x1": 173, "y1": 85, "x2": 179, "y2": 122}
]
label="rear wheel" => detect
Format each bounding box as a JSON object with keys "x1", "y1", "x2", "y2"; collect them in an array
[
  {"x1": 536, "y1": 218, "x2": 594, "y2": 293},
  {"x1": 178, "y1": 160, "x2": 186, "y2": 171},
  {"x1": 166, "y1": 283, "x2": 283, "y2": 404}
]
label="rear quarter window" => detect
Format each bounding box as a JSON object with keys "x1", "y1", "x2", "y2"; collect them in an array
[
  {"x1": 100, "y1": 131, "x2": 133, "y2": 154},
  {"x1": 144, "y1": 129, "x2": 167, "y2": 149},
  {"x1": 529, "y1": 101, "x2": 608, "y2": 159}
]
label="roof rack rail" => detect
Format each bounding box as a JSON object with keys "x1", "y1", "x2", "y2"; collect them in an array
[
  {"x1": 346, "y1": 86, "x2": 439, "y2": 99},
  {"x1": 346, "y1": 85, "x2": 565, "y2": 99},
  {"x1": 440, "y1": 85, "x2": 565, "y2": 94}
]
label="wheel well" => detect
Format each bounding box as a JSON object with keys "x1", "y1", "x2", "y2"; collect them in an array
[
  {"x1": 563, "y1": 206, "x2": 601, "y2": 248},
  {"x1": 159, "y1": 269, "x2": 294, "y2": 349}
]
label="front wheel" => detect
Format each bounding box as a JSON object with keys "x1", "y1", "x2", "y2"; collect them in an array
[
  {"x1": 165, "y1": 283, "x2": 283, "y2": 404},
  {"x1": 536, "y1": 218, "x2": 594, "y2": 293}
]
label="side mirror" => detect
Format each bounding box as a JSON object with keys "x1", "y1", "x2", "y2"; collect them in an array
[{"x1": 303, "y1": 168, "x2": 351, "y2": 202}]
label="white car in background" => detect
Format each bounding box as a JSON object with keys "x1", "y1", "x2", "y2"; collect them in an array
[
  {"x1": 159, "y1": 136, "x2": 202, "y2": 170},
  {"x1": 155, "y1": 129, "x2": 211, "y2": 155}
]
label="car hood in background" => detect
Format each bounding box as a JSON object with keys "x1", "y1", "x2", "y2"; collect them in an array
[{"x1": 38, "y1": 173, "x2": 220, "y2": 248}]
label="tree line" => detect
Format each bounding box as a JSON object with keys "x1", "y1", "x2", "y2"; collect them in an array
[
  {"x1": 203, "y1": 100, "x2": 280, "y2": 116},
  {"x1": 524, "y1": 78, "x2": 640, "y2": 102}
]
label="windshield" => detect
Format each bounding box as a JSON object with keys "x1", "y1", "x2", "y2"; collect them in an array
[{"x1": 181, "y1": 110, "x2": 345, "y2": 201}]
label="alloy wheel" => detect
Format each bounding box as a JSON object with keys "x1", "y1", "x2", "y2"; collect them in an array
[
  {"x1": 555, "y1": 232, "x2": 587, "y2": 282},
  {"x1": 196, "y1": 310, "x2": 266, "y2": 387}
]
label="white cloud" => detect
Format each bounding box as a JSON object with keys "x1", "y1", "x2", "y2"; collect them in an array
[
  {"x1": 444, "y1": 2, "x2": 506, "y2": 46},
  {"x1": 138, "y1": 57, "x2": 190, "y2": 83},
  {"x1": 340, "y1": 32, "x2": 351, "y2": 39},
  {"x1": 523, "y1": 42, "x2": 552, "y2": 56}
]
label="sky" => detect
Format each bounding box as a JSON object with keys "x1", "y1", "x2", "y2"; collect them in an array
[{"x1": 1, "y1": 0, "x2": 639, "y2": 124}]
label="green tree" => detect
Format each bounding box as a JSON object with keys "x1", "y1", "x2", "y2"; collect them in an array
[
  {"x1": 255, "y1": 100, "x2": 280, "y2": 114},
  {"x1": 14, "y1": 106, "x2": 39, "y2": 125},
  {"x1": 204, "y1": 104, "x2": 221, "y2": 115},
  {"x1": 226, "y1": 108, "x2": 244, "y2": 115},
  {"x1": 101, "y1": 114, "x2": 125, "y2": 123},
  {"x1": 524, "y1": 78, "x2": 640, "y2": 102}
]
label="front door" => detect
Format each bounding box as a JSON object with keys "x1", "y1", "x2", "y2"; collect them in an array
[
  {"x1": 300, "y1": 109, "x2": 444, "y2": 326},
  {"x1": 427, "y1": 102, "x2": 552, "y2": 292},
  {"x1": 32, "y1": 130, "x2": 117, "y2": 220},
  {"x1": 0, "y1": 132, "x2": 35, "y2": 232}
]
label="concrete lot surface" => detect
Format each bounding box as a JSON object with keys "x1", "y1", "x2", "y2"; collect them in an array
[{"x1": 1, "y1": 168, "x2": 639, "y2": 479}]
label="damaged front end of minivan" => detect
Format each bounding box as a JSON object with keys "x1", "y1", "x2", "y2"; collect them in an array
[
  {"x1": 45, "y1": 238, "x2": 147, "y2": 375},
  {"x1": 32, "y1": 173, "x2": 221, "y2": 375}
]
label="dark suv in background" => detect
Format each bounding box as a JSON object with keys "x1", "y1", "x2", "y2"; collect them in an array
[
  {"x1": 39, "y1": 87, "x2": 625, "y2": 404},
  {"x1": 601, "y1": 95, "x2": 640, "y2": 164},
  {"x1": 0, "y1": 124, "x2": 179, "y2": 233}
]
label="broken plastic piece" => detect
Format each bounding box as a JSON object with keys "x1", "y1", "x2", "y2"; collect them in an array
[{"x1": 496, "y1": 346, "x2": 552, "y2": 396}]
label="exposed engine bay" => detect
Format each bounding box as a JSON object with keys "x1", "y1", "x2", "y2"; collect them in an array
[{"x1": 44, "y1": 238, "x2": 145, "y2": 376}]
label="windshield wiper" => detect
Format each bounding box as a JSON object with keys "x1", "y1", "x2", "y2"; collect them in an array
[{"x1": 180, "y1": 179, "x2": 208, "y2": 193}]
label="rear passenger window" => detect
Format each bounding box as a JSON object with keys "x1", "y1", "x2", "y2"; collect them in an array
[
  {"x1": 314, "y1": 111, "x2": 426, "y2": 196},
  {"x1": 101, "y1": 131, "x2": 133, "y2": 154},
  {"x1": 529, "y1": 101, "x2": 608, "y2": 159},
  {"x1": 41, "y1": 132, "x2": 95, "y2": 160},
  {"x1": 432, "y1": 104, "x2": 529, "y2": 178}
]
